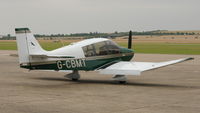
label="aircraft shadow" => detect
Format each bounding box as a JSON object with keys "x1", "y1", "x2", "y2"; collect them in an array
[{"x1": 34, "y1": 77, "x2": 199, "y2": 89}]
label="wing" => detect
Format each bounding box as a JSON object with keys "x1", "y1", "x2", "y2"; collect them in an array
[{"x1": 99, "y1": 57, "x2": 193, "y2": 76}]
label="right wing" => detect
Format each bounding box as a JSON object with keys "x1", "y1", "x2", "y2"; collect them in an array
[{"x1": 99, "y1": 57, "x2": 193, "y2": 76}]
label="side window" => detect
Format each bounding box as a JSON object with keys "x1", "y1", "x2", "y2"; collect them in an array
[
  {"x1": 95, "y1": 42, "x2": 109, "y2": 56},
  {"x1": 82, "y1": 44, "x2": 96, "y2": 57}
]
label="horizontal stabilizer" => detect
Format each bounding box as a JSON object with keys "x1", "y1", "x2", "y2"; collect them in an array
[
  {"x1": 30, "y1": 54, "x2": 74, "y2": 58},
  {"x1": 33, "y1": 70, "x2": 73, "y2": 73}
]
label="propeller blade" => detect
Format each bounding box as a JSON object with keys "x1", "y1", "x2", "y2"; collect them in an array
[{"x1": 128, "y1": 30, "x2": 132, "y2": 49}]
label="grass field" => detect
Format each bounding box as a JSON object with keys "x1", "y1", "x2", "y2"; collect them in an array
[
  {"x1": 0, "y1": 40, "x2": 200, "y2": 55},
  {"x1": 120, "y1": 43, "x2": 200, "y2": 55}
]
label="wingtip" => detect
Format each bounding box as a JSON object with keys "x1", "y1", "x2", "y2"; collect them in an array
[{"x1": 184, "y1": 57, "x2": 194, "y2": 61}]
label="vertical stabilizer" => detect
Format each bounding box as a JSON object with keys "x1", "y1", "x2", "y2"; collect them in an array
[{"x1": 15, "y1": 28, "x2": 47, "y2": 65}]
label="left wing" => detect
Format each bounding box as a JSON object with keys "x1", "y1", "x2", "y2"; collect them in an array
[{"x1": 99, "y1": 58, "x2": 193, "y2": 76}]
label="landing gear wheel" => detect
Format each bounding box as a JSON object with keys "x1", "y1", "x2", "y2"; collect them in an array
[
  {"x1": 72, "y1": 78, "x2": 79, "y2": 81},
  {"x1": 64, "y1": 70, "x2": 80, "y2": 81},
  {"x1": 119, "y1": 81, "x2": 126, "y2": 84}
]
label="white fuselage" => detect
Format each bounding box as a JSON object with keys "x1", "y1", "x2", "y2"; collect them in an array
[{"x1": 47, "y1": 38, "x2": 109, "y2": 58}]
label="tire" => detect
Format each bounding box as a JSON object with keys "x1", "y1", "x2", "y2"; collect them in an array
[
  {"x1": 72, "y1": 78, "x2": 78, "y2": 81},
  {"x1": 119, "y1": 81, "x2": 126, "y2": 84}
]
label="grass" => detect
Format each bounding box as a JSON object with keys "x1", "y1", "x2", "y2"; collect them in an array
[
  {"x1": 39, "y1": 41, "x2": 71, "y2": 51},
  {"x1": 119, "y1": 43, "x2": 200, "y2": 55},
  {"x1": 0, "y1": 41, "x2": 71, "y2": 51},
  {"x1": 0, "y1": 41, "x2": 200, "y2": 55},
  {"x1": 0, "y1": 41, "x2": 17, "y2": 50}
]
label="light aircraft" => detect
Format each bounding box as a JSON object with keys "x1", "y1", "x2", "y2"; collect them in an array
[{"x1": 15, "y1": 28, "x2": 193, "y2": 83}]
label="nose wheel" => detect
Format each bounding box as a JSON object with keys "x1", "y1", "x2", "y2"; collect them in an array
[{"x1": 64, "y1": 70, "x2": 80, "y2": 81}]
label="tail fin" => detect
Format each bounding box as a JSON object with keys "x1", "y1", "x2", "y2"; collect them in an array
[{"x1": 15, "y1": 28, "x2": 47, "y2": 65}]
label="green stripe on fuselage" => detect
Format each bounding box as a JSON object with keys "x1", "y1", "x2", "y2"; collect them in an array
[{"x1": 21, "y1": 52, "x2": 134, "y2": 71}]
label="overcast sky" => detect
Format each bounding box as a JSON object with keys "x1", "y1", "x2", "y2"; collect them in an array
[{"x1": 0, "y1": 0, "x2": 200, "y2": 35}]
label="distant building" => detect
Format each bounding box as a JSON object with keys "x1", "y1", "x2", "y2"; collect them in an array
[{"x1": 0, "y1": 35, "x2": 3, "y2": 39}]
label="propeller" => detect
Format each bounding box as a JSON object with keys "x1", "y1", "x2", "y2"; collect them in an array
[{"x1": 128, "y1": 30, "x2": 132, "y2": 49}]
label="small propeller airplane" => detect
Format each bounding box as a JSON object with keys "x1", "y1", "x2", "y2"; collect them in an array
[{"x1": 15, "y1": 28, "x2": 193, "y2": 83}]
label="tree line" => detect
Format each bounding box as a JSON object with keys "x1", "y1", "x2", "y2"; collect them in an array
[{"x1": 0, "y1": 30, "x2": 198, "y2": 40}]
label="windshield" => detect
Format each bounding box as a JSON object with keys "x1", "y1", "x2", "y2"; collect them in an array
[{"x1": 82, "y1": 40, "x2": 120, "y2": 57}]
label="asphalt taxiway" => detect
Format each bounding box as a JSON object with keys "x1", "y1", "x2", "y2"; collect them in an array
[{"x1": 0, "y1": 50, "x2": 199, "y2": 113}]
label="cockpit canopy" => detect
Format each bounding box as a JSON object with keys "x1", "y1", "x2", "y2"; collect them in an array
[{"x1": 82, "y1": 40, "x2": 121, "y2": 57}]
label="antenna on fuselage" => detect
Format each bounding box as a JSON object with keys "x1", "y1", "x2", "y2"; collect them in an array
[{"x1": 128, "y1": 30, "x2": 132, "y2": 49}]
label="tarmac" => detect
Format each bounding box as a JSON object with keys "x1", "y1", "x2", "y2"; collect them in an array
[{"x1": 0, "y1": 50, "x2": 200, "y2": 113}]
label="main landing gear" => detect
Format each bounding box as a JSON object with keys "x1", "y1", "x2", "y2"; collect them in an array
[
  {"x1": 113, "y1": 75, "x2": 127, "y2": 84},
  {"x1": 64, "y1": 70, "x2": 80, "y2": 81},
  {"x1": 65, "y1": 71, "x2": 127, "y2": 84}
]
